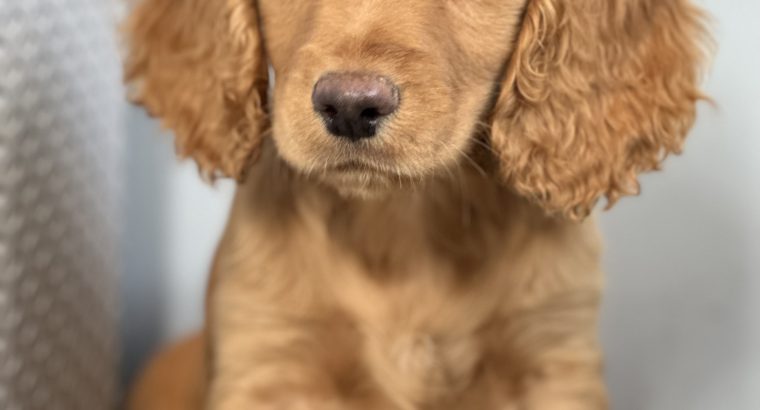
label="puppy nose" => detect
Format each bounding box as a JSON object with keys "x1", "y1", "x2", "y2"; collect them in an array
[{"x1": 312, "y1": 72, "x2": 399, "y2": 141}]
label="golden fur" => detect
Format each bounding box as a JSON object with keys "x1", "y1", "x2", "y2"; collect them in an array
[{"x1": 125, "y1": 0, "x2": 708, "y2": 408}]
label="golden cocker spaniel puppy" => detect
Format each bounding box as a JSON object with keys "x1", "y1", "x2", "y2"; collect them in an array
[{"x1": 125, "y1": 0, "x2": 709, "y2": 409}]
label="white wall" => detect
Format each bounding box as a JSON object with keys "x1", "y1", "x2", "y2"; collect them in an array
[
  {"x1": 120, "y1": 111, "x2": 234, "y2": 381},
  {"x1": 121, "y1": 0, "x2": 759, "y2": 406},
  {"x1": 600, "y1": 1, "x2": 760, "y2": 408}
]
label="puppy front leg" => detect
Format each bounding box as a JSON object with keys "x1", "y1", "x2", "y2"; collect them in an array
[
  {"x1": 207, "y1": 307, "x2": 354, "y2": 410},
  {"x1": 205, "y1": 273, "x2": 353, "y2": 410},
  {"x1": 506, "y1": 293, "x2": 608, "y2": 410},
  {"x1": 517, "y1": 349, "x2": 607, "y2": 410}
]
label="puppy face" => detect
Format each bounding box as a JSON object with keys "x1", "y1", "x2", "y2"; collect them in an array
[
  {"x1": 125, "y1": 0, "x2": 707, "y2": 219},
  {"x1": 259, "y1": 0, "x2": 525, "y2": 197}
]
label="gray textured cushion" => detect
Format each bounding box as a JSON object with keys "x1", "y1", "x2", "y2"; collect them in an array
[{"x1": 0, "y1": 1, "x2": 122, "y2": 408}]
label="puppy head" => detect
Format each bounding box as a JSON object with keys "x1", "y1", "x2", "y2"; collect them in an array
[
  {"x1": 260, "y1": 0, "x2": 531, "y2": 198},
  {"x1": 126, "y1": 0, "x2": 707, "y2": 219}
]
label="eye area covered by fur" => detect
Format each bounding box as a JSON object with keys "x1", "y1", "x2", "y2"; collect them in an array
[{"x1": 125, "y1": 0, "x2": 708, "y2": 219}]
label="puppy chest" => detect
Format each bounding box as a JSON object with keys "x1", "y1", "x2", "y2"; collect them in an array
[
  {"x1": 361, "y1": 324, "x2": 483, "y2": 406},
  {"x1": 329, "y1": 277, "x2": 499, "y2": 406}
]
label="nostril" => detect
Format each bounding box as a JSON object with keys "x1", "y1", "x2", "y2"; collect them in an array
[
  {"x1": 360, "y1": 107, "x2": 381, "y2": 121},
  {"x1": 321, "y1": 105, "x2": 338, "y2": 118}
]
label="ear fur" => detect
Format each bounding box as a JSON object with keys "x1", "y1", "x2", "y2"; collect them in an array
[
  {"x1": 125, "y1": 0, "x2": 268, "y2": 180},
  {"x1": 491, "y1": 0, "x2": 709, "y2": 219}
]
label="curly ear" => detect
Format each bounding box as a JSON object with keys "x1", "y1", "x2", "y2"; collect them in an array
[
  {"x1": 125, "y1": 0, "x2": 268, "y2": 180},
  {"x1": 491, "y1": 0, "x2": 709, "y2": 219}
]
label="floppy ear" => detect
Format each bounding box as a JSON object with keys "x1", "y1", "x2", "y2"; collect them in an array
[
  {"x1": 490, "y1": 0, "x2": 708, "y2": 219},
  {"x1": 125, "y1": 0, "x2": 269, "y2": 180}
]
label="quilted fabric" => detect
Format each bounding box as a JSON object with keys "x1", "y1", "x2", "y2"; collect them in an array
[{"x1": 0, "y1": 1, "x2": 123, "y2": 409}]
